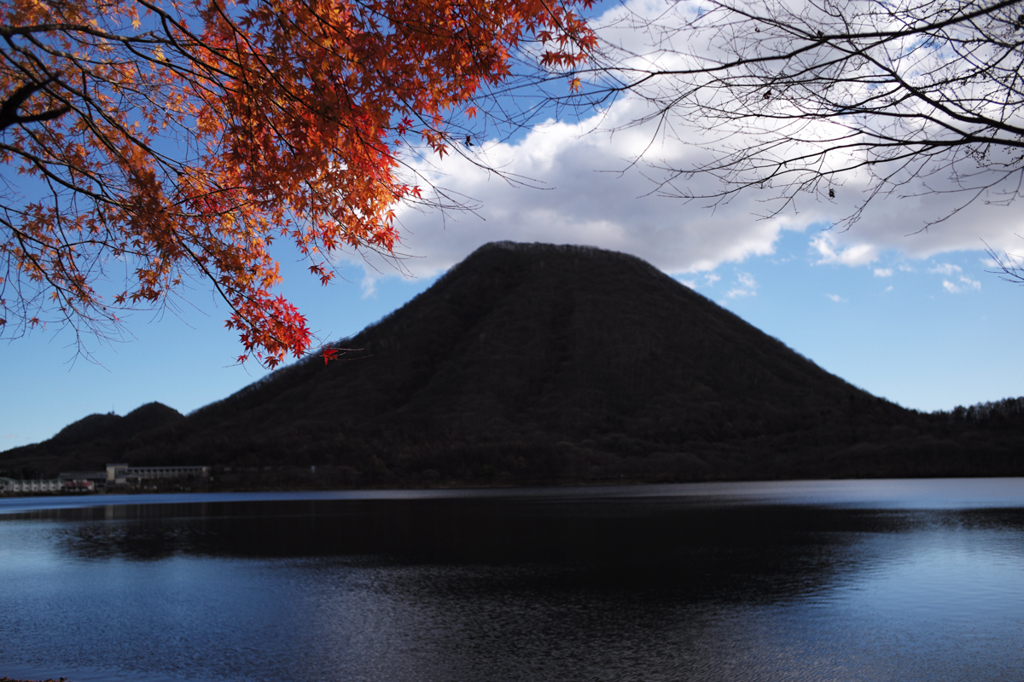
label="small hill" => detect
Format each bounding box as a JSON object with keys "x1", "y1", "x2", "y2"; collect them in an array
[
  {"x1": 51, "y1": 402, "x2": 184, "y2": 446},
  {"x1": 52, "y1": 412, "x2": 124, "y2": 445},
  {"x1": 2, "y1": 402, "x2": 184, "y2": 479},
  {"x1": 3, "y1": 242, "x2": 1022, "y2": 484}
]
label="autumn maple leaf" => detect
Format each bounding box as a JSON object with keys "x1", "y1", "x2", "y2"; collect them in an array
[{"x1": 0, "y1": 0, "x2": 596, "y2": 366}]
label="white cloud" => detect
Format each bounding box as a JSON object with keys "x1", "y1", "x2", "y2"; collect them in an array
[
  {"x1": 827, "y1": 293, "x2": 846, "y2": 302},
  {"x1": 678, "y1": 271, "x2": 720, "y2": 290},
  {"x1": 809, "y1": 232, "x2": 877, "y2": 266},
  {"x1": 930, "y1": 263, "x2": 962, "y2": 276},
  {"x1": 726, "y1": 271, "x2": 757, "y2": 298},
  {"x1": 959, "y1": 275, "x2": 982, "y2": 291},
  {"x1": 940, "y1": 276, "x2": 978, "y2": 293},
  {"x1": 873, "y1": 268, "x2": 893, "y2": 278},
  {"x1": 344, "y1": 99, "x2": 801, "y2": 283},
  {"x1": 334, "y1": 0, "x2": 1024, "y2": 287}
]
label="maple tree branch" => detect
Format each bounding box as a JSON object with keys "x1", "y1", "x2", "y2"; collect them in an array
[
  {"x1": 1, "y1": 0, "x2": 598, "y2": 364},
  {"x1": 0, "y1": 76, "x2": 71, "y2": 130}
]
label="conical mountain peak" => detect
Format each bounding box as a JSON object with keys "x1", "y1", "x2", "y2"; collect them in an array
[{"x1": 6, "y1": 242, "x2": 1022, "y2": 484}]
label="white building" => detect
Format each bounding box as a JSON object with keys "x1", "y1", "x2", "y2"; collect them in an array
[
  {"x1": 106, "y1": 463, "x2": 210, "y2": 486},
  {"x1": 0, "y1": 463, "x2": 210, "y2": 494},
  {"x1": 0, "y1": 477, "x2": 62, "y2": 493}
]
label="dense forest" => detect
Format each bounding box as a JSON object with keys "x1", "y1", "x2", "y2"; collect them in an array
[{"x1": 3, "y1": 242, "x2": 1022, "y2": 489}]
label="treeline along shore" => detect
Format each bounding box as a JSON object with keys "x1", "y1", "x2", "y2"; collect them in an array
[{"x1": 4, "y1": 243, "x2": 1023, "y2": 490}]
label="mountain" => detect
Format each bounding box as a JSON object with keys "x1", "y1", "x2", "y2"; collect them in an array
[
  {"x1": 3, "y1": 402, "x2": 185, "y2": 479},
  {"x1": 51, "y1": 402, "x2": 185, "y2": 445},
  {"x1": 4, "y1": 242, "x2": 1022, "y2": 485}
]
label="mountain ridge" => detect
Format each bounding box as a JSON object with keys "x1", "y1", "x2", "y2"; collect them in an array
[{"x1": 4, "y1": 241, "x2": 1022, "y2": 485}]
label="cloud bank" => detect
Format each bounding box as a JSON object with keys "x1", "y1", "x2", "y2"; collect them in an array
[{"x1": 338, "y1": 0, "x2": 1024, "y2": 287}]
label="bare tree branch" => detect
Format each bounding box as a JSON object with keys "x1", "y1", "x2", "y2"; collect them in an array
[{"x1": 571, "y1": 0, "x2": 1024, "y2": 230}]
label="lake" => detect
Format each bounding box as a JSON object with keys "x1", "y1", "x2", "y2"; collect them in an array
[{"x1": 2, "y1": 479, "x2": 1024, "y2": 681}]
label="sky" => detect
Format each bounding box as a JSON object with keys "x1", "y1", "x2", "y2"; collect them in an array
[{"x1": 4, "y1": 0, "x2": 1024, "y2": 452}]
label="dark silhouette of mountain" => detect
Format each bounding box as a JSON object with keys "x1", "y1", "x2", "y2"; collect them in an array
[
  {"x1": 3, "y1": 402, "x2": 184, "y2": 479},
  {"x1": 4, "y1": 242, "x2": 1022, "y2": 485},
  {"x1": 52, "y1": 402, "x2": 184, "y2": 445}
]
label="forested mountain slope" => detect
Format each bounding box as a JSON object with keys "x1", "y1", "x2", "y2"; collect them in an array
[{"x1": 5, "y1": 242, "x2": 1021, "y2": 485}]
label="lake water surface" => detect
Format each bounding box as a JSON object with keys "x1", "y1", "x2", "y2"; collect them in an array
[{"x1": 2, "y1": 479, "x2": 1024, "y2": 681}]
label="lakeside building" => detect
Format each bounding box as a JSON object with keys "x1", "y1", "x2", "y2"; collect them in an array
[
  {"x1": 0, "y1": 477, "x2": 62, "y2": 493},
  {"x1": 0, "y1": 463, "x2": 210, "y2": 494},
  {"x1": 106, "y1": 463, "x2": 211, "y2": 486},
  {"x1": 59, "y1": 470, "x2": 108, "y2": 492},
  {"x1": 63, "y1": 479, "x2": 96, "y2": 492}
]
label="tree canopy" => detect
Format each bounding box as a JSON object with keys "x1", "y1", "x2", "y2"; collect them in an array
[
  {"x1": 0, "y1": 0, "x2": 595, "y2": 365},
  {"x1": 579, "y1": 0, "x2": 1024, "y2": 230}
]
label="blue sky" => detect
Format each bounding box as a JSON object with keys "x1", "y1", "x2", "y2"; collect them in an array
[{"x1": 4, "y1": 0, "x2": 1024, "y2": 451}]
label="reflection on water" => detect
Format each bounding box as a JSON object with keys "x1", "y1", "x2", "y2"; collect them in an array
[{"x1": 2, "y1": 480, "x2": 1024, "y2": 682}]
